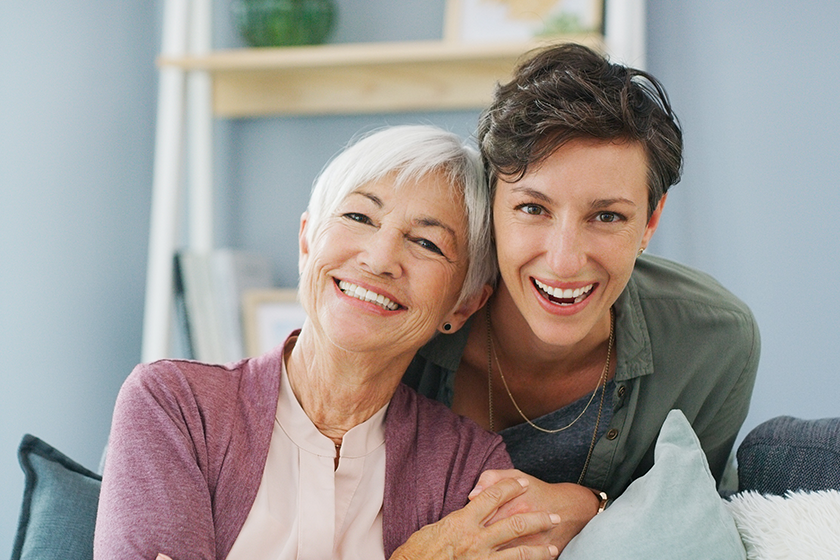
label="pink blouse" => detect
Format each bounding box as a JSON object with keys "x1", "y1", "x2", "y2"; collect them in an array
[{"x1": 226, "y1": 357, "x2": 388, "y2": 559}]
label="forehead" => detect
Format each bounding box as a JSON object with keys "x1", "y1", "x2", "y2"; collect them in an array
[
  {"x1": 501, "y1": 139, "x2": 649, "y2": 200},
  {"x1": 352, "y1": 169, "x2": 465, "y2": 208}
]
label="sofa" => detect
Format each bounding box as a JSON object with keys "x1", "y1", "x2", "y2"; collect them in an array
[{"x1": 10, "y1": 413, "x2": 840, "y2": 560}]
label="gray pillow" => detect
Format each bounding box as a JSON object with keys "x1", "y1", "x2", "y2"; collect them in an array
[
  {"x1": 560, "y1": 410, "x2": 746, "y2": 559},
  {"x1": 737, "y1": 415, "x2": 840, "y2": 495},
  {"x1": 11, "y1": 434, "x2": 102, "y2": 560}
]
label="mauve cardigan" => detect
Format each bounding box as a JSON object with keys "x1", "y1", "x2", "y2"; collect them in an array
[{"x1": 94, "y1": 337, "x2": 512, "y2": 559}]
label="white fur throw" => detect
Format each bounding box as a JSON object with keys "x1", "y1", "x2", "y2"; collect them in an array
[{"x1": 725, "y1": 490, "x2": 840, "y2": 560}]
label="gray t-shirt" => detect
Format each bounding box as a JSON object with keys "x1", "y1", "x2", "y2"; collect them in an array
[{"x1": 500, "y1": 380, "x2": 614, "y2": 484}]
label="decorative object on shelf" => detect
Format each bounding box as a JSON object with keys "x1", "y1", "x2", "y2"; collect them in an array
[
  {"x1": 242, "y1": 289, "x2": 306, "y2": 357},
  {"x1": 231, "y1": 0, "x2": 337, "y2": 47},
  {"x1": 444, "y1": 0, "x2": 604, "y2": 43}
]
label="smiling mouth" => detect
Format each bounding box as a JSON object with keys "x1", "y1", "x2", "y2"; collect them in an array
[
  {"x1": 533, "y1": 279, "x2": 594, "y2": 306},
  {"x1": 337, "y1": 280, "x2": 401, "y2": 311}
]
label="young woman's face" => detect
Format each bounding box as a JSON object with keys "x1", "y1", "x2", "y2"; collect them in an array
[
  {"x1": 298, "y1": 170, "x2": 473, "y2": 356},
  {"x1": 493, "y1": 138, "x2": 665, "y2": 348}
]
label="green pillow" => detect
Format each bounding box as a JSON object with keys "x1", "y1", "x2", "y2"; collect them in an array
[
  {"x1": 11, "y1": 434, "x2": 102, "y2": 560},
  {"x1": 560, "y1": 410, "x2": 746, "y2": 559}
]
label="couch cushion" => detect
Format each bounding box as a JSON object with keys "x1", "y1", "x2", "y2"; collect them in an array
[
  {"x1": 737, "y1": 416, "x2": 840, "y2": 495},
  {"x1": 559, "y1": 409, "x2": 746, "y2": 559},
  {"x1": 11, "y1": 434, "x2": 102, "y2": 560}
]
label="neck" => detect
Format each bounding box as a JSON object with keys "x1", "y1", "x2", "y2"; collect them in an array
[
  {"x1": 285, "y1": 325, "x2": 406, "y2": 444},
  {"x1": 487, "y1": 283, "x2": 613, "y2": 377}
]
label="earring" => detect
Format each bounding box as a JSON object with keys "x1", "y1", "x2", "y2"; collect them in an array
[
  {"x1": 443, "y1": 323, "x2": 452, "y2": 332},
  {"x1": 637, "y1": 246, "x2": 645, "y2": 257}
]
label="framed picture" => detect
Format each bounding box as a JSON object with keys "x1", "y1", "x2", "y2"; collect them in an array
[
  {"x1": 242, "y1": 289, "x2": 307, "y2": 357},
  {"x1": 444, "y1": 0, "x2": 604, "y2": 43}
]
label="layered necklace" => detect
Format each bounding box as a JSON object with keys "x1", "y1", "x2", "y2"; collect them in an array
[{"x1": 485, "y1": 305, "x2": 615, "y2": 484}]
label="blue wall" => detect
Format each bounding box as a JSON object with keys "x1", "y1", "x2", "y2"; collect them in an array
[
  {"x1": 1, "y1": 0, "x2": 838, "y2": 553},
  {"x1": 645, "y1": 0, "x2": 840, "y2": 438},
  {"x1": 0, "y1": 0, "x2": 157, "y2": 552}
]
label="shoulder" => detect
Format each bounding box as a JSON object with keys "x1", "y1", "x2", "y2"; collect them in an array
[
  {"x1": 633, "y1": 255, "x2": 752, "y2": 315},
  {"x1": 630, "y1": 254, "x2": 758, "y2": 334},
  {"x1": 624, "y1": 255, "x2": 760, "y2": 397},
  {"x1": 618, "y1": 255, "x2": 760, "y2": 388},
  {"x1": 117, "y1": 348, "x2": 284, "y2": 436}
]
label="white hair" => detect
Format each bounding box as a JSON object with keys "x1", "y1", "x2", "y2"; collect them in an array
[{"x1": 305, "y1": 125, "x2": 494, "y2": 305}]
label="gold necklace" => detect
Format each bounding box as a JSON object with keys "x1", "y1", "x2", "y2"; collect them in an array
[{"x1": 486, "y1": 306, "x2": 614, "y2": 483}]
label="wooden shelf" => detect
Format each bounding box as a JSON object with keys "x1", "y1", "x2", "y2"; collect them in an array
[{"x1": 158, "y1": 36, "x2": 604, "y2": 117}]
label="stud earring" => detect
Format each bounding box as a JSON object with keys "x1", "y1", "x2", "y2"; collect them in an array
[
  {"x1": 443, "y1": 323, "x2": 452, "y2": 332},
  {"x1": 637, "y1": 246, "x2": 645, "y2": 257}
]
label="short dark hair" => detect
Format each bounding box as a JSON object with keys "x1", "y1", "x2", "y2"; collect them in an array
[{"x1": 478, "y1": 43, "x2": 683, "y2": 217}]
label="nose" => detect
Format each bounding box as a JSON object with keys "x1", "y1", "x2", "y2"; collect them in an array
[
  {"x1": 359, "y1": 227, "x2": 404, "y2": 278},
  {"x1": 545, "y1": 222, "x2": 587, "y2": 277}
]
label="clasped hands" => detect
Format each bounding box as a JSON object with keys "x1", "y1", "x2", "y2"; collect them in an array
[{"x1": 391, "y1": 469, "x2": 600, "y2": 560}]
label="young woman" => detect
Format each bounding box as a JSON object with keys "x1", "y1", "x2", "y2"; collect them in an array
[{"x1": 405, "y1": 44, "x2": 760, "y2": 551}]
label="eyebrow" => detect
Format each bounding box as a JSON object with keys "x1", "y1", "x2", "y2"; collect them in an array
[
  {"x1": 351, "y1": 190, "x2": 383, "y2": 207},
  {"x1": 510, "y1": 186, "x2": 637, "y2": 210},
  {"x1": 350, "y1": 190, "x2": 459, "y2": 245},
  {"x1": 414, "y1": 216, "x2": 457, "y2": 240},
  {"x1": 510, "y1": 186, "x2": 553, "y2": 204},
  {"x1": 590, "y1": 197, "x2": 638, "y2": 209}
]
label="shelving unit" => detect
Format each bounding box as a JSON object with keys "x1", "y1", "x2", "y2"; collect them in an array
[
  {"x1": 142, "y1": 0, "x2": 645, "y2": 362},
  {"x1": 158, "y1": 36, "x2": 603, "y2": 117}
]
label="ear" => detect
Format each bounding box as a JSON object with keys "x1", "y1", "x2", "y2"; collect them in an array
[
  {"x1": 298, "y1": 211, "x2": 310, "y2": 274},
  {"x1": 439, "y1": 284, "x2": 494, "y2": 334},
  {"x1": 640, "y1": 193, "x2": 667, "y2": 249}
]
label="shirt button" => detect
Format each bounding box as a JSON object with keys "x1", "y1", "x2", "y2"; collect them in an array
[
  {"x1": 617, "y1": 385, "x2": 626, "y2": 398},
  {"x1": 606, "y1": 429, "x2": 619, "y2": 440}
]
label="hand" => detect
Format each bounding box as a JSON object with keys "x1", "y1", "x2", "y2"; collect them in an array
[
  {"x1": 469, "y1": 470, "x2": 600, "y2": 553},
  {"x1": 390, "y1": 477, "x2": 560, "y2": 560},
  {"x1": 156, "y1": 555, "x2": 172, "y2": 560}
]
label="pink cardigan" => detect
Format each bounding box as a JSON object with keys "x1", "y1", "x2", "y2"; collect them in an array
[{"x1": 94, "y1": 339, "x2": 512, "y2": 559}]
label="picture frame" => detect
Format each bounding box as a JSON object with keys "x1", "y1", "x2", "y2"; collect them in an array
[
  {"x1": 444, "y1": 0, "x2": 604, "y2": 43},
  {"x1": 242, "y1": 289, "x2": 307, "y2": 357}
]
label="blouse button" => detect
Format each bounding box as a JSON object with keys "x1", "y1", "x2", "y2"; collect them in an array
[
  {"x1": 606, "y1": 429, "x2": 619, "y2": 440},
  {"x1": 617, "y1": 385, "x2": 626, "y2": 398}
]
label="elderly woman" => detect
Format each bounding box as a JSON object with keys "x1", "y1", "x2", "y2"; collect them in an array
[
  {"x1": 94, "y1": 125, "x2": 560, "y2": 559},
  {"x1": 404, "y1": 44, "x2": 761, "y2": 549}
]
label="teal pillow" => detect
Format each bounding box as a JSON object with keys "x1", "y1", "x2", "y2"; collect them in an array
[
  {"x1": 11, "y1": 434, "x2": 102, "y2": 560},
  {"x1": 560, "y1": 410, "x2": 746, "y2": 559}
]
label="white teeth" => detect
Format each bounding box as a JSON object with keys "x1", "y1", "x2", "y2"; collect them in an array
[
  {"x1": 338, "y1": 280, "x2": 399, "y2": 311},
  {"x1": 534, "y1": 279, "x2": 593, "y2": 305}
]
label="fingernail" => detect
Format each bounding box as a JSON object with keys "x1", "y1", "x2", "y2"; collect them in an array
[
  {"x1": 517, "y1": 477, "x2": 530, "y2": 488},
  {"x1": 468, "y1": 486, "x2": 482, "y2": 499},
  {"x1": 549, "y1": 545, "x2": 559, "y2": 557},
  {"x1": 550, "y1": 513, "x2": 561, "y2": 524}
]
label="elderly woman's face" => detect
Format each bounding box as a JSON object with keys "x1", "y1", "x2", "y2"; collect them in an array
[
  {"x1": 493, "y1": 138, "x2": 665, "y2": 348},
  {"x1": 298, "y1": 170, "x2": 471, "y2": 355}
]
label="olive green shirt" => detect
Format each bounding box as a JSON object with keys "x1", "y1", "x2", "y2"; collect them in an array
[{"x1": 403, "y1": 254, "x2": 760, "y2": 497}]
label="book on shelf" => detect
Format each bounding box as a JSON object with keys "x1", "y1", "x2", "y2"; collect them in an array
[{"x1": 175, "y1": 249, "x2": 273, "y2": 363}]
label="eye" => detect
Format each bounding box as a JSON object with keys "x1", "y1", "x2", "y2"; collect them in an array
[
  {"x1": 594, "y1": 211, "x2": 624, "y2": 223},
  {"x1": 411, "y1": 237, "x2": 444, "y2": 256},
  {"x1": 342, "y1": 212, "x2": 373, "y2": 225},
  {"x1": 516, "y1": 203, "x2": 546, "y2": 216}
]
